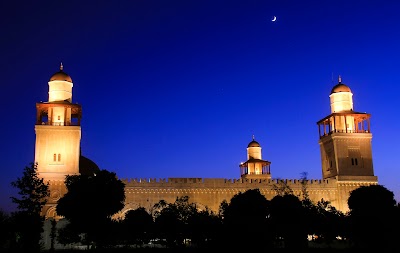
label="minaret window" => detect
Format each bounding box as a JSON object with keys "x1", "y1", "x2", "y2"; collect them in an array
[
  {"x1": 58, "y1": 115, "x2": 60, "y2": 120},
  {"x1": 348, "y1": 148, "x2": 360, "y2": 167},
  {"x1": 53, "y1": 153, "x2": 62, "y2": 162},
  {"x1": 351, "y1": 158, "x2": 358, "y2": 166}
]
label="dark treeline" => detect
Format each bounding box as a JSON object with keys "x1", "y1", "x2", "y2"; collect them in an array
[{"x1": 1, "y1": 165, "x2": 400, "y2": 252}]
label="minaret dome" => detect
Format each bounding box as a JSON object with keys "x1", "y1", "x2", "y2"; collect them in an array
[
  {"x1": 49, "y1": 63, "x2": 72, "y2": 83},
  {"x1": 48, "y1": 63, "x2": 74, "y2": 103},
  {"x1": 247, "y1": 135, "x2": 262, "y2": 160},
  {"x1": 247, "y1": 139, "x2": 260, "y2": 148},
  {"x1": 329, "y1": 75, "x2": 353, "y2": 113}
]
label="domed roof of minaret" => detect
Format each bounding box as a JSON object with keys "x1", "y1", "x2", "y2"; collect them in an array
[
  {"x1": 49, "y1": 63, "x2": 72, "y2": 82},
  {"x1": 247, "y1": 135, "x2": 261, "y2": 147},
  {"x1": 331, "y1": 75, "x2": 351, "y2": 94}
]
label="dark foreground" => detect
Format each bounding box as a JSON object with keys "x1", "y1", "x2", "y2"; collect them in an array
[{"x1": 47, "y1": 246, "x2": 356, "y2": 253}]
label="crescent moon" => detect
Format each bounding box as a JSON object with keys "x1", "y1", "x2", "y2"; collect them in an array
[{"x1": 272, "y1": 16, "x2": 277, "y2": 22}]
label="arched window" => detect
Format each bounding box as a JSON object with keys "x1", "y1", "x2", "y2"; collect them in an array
[
  {"x1": 58, "y1": 154, "x2": 61, "y2": 162},
  {"x1": 53, "y1": 154, "x2": 57, "y2": 162}
]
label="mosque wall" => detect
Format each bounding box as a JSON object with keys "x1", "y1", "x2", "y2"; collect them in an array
[
  {"x1": 110, "y1": 177, "x2": 366, "y2": 218},
  {"x1": 42, "y1": 176, "x2": 377, "y2": 220}
]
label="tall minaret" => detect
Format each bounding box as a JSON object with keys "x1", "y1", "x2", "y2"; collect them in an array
[
  {"x1": 34, "y1": 64, "x2": 82, "y2": 218},
  {"x1": 239, "y1": 135, "x2": 271, "y2": 180},
  {"x1": 316, "y1": 77, "x2": 377, "y2": 181}
]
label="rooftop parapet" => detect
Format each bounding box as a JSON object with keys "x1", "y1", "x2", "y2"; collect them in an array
[{"x1": 120, "y1": 177, "x2": 336, "y2": 187}]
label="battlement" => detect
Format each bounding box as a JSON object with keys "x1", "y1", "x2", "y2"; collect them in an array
[{"x1": 120, "y1": 177, "x2": 336, "y2": 187}]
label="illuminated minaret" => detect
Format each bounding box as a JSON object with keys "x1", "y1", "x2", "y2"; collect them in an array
[
  {"x1": 34, "y1": 64, "x2": 81, "y2": 216},
  {"x1": 317, "y1": 76, "x2": 376, "y2": 180},
  {"x1": 239, "y1": 135, "x2": 271, "y2": 179}
]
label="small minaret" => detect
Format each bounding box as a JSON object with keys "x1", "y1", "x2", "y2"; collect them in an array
[
  {"x1": 316, "y1": 76, "x2": 377, "y2": 181},
  {"x1": 239, "y1": 136, "x2": 271, "y2": 179},
  {"x1": 34, "y1": 64, "x2": 82, "y2": 218}
]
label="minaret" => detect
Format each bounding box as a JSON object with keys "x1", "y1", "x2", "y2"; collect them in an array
[
  {"x1": 34, "y1": 64, "x2": 82, "y2": 218},
  {"x1": 316, "y1": 77, "x2": 377, "y2": 181},
  {"x1": 239, "y1": 135, "x2": 271, "y2": 180}
]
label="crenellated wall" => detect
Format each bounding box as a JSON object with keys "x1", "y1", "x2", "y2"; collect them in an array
[
  {"x1": 43, "y1": 176, "x2": 377, "y2": 220},
  {"x1": 109, "y1": 176, "x2": 374, "y2": 219}
]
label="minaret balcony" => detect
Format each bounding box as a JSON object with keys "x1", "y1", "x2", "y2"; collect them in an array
[
  {"x1": 239, "y1": 158, "x2": 271, "y2": 179},
  {"x1": 36, "y1": 102, "x2": 82, "y2": 127},
  {"x1": 317, "y1": 111, "x2": 371, "y2": 138}
]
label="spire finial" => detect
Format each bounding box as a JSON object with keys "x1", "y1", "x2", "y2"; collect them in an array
[
  {"x1": 338, "y1": 75, "x2": 342, "y2": 83},
  {"x1": 60, "y1": 62, "x2": 63, "y2": 71},
  {"x1": 252, "y1": 134, "x2": 255, "y2": 141}
]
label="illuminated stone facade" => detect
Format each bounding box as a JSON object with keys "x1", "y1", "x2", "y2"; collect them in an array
[
  {"x1": 35, "y1": 69, "x2": 378, "y2": 219},
  {"x1": 117, "y1": 178, "x2": 374, "y2": 217}
]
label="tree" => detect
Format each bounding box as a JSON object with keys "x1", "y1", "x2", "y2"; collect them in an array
[
  {"x1": 221, "y1": 189, "x2": 272, "y2": 250},
  {"x1": 49, "y1": 218, "x2": 57, "y2": 252},
  {"x1": 272, "y1": 179, "x2": 294, "y2": 196},
  {"x1": 122, "y1": 207, "x2": 154, "y2": 247},
  {"x1": 298, "y1": 172, "x2": 345, "y2": 245},
  {"x1": 347, "y1": 184, "x2": 399, "y2": 250},
  {"x1": 312, "y1": 199, "x2": 346, "y2": 245},
  {"x1": 186, "y1": 206, "x2": 221, "y2": 248},
  {"x1": 152, "y1": 196, "x2": 221, "y2": 248},
  {"x1": 10, "y1": 162, "x2": 50, "y2": 252},
  {"x1": 218, "y1": 199, "x2": 229, "y2": 218},
  {"x1": 57, "y1": 222, "x2": 81, "y2": 247},
  {"x1": 270, "y1": 194, "x2": 308, "y2": 249},
  {"x1": 299, "y1": 172, "x2": 310, "y2": 202},
  {"x1": 153, "y1": 196, "x2": 198, "y2": 247},
  {"x1": 56, "y1": 169, "x2": 125, "y2": 248},
  {"x1": 11, "y1": 162, "x2": 49, "y2": 215},
  {"x1": 0, "y1": 209, "x2": 12, "y2": 250}
]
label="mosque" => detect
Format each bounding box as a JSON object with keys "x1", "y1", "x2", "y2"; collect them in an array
[{"x1": 35, "y1": 65, "x2": 378, "y2": 219}]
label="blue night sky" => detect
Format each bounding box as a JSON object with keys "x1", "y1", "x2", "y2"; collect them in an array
[{"x1": 1, "y1": 0, "x2": 399, "y2": 212}]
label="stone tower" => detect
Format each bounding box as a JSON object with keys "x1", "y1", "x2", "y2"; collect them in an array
[
  {"x1": 317, "y1": 76, "x2": 376, "y2": 181},
  {"x1": 34, "y1": 64, "x2": 82, "y2": 217}
]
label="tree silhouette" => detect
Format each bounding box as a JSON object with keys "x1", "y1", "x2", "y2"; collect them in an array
[
  {"x1": 298, "y1": 172, "x2": 345, "y2": 246},
  {"x1": 56, "y1": 169, "x2": 125, "y2": 248},
  {"x1": 221, "y1": 188, "x2": 271, "y2": 250},
  {"x1": 10, "y1": 162, "x2": 49, "y2": 252},
  {"x1": 186, "y1": 206, "x2": 221, "y2": 248},
  {"x1": 11, "y1": 163, "x2": 49, "y2": 215},
  {"x1": 272, "y1": 179, "x2": 294, "y2": 196},
  {"x1": 270, "y1": 194, "x2": 308, "y2": 249},
  {"x1": 218, "y1": 199, "x2": 229, "y2": 218},
  {"x1": 0, "y1": 210, "x2": 12, "y2": 250},
  {"x1": 347, "y1": 184, "x2": 399, "y2": 250},
  {"x1": 313, "y1": 199, "x2": 346, "y2": 245},
  {"x1": 122, "y1": 207, "x2": 154, "y2": 247},
  {"x1": 153, "y1": 196, "x2": 197, "y2": 247}
]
